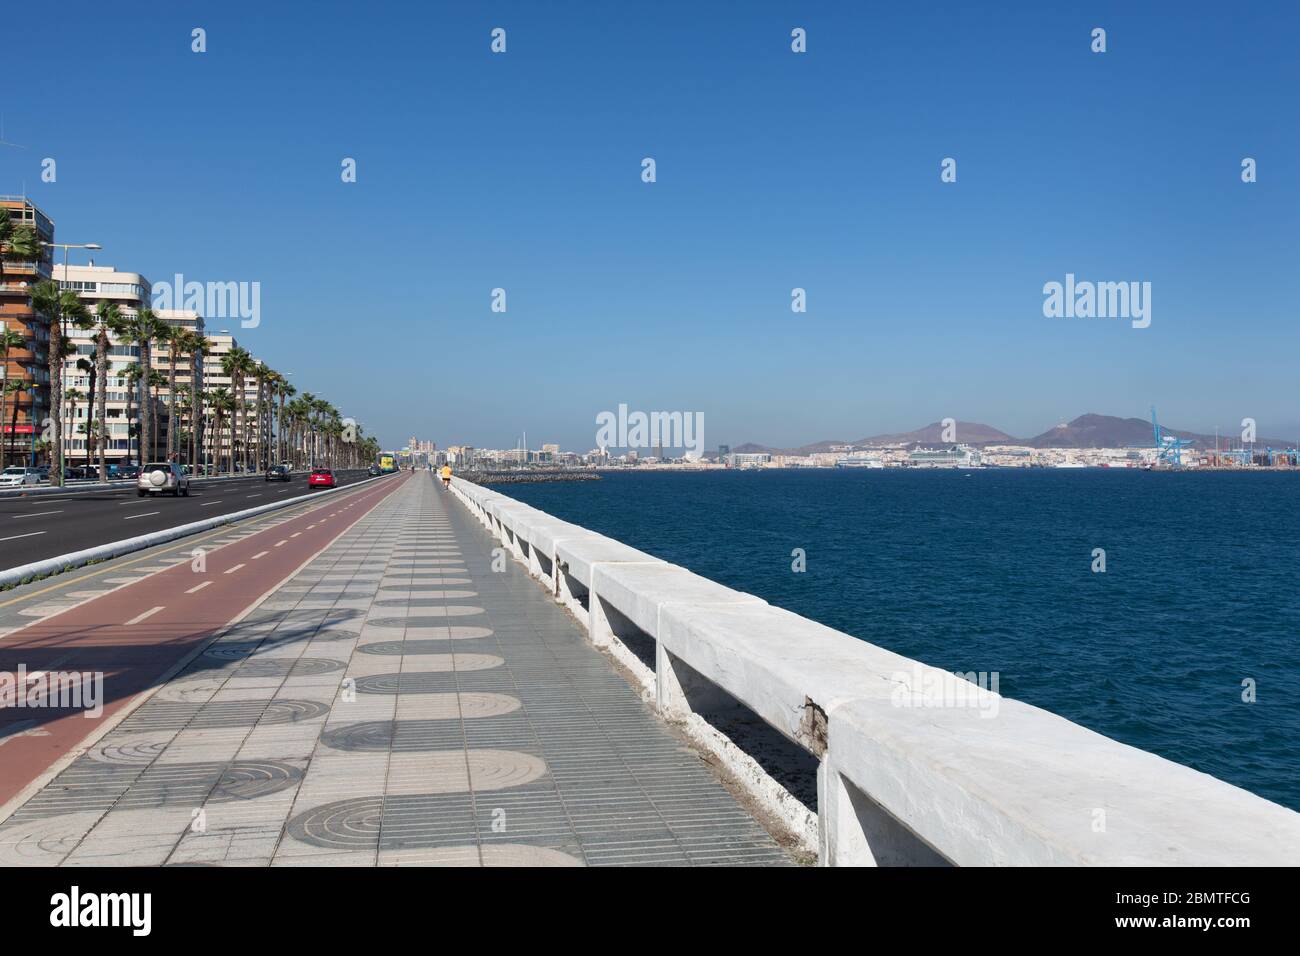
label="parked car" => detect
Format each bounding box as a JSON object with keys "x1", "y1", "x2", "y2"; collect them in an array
[
  {"x1": 137, "y1": 462, "x2": 190, "y2": 497},
  {"x1": 265, "y1": 464, "x2": 291, "y2": 482},
  {"x1": 308, "y1": 468, "x2": 335, "y2": 489},
  {"x1": 367, "y1": 464, "x2": 380, "y2": 476},
  {"x1": 117, "y1": 465, "x2": 141, "y2": 480},
  {"x1": 0, "y1": 466, "x2": 43, "y2": 487}
]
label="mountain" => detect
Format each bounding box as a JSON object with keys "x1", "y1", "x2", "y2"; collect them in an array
[
  {"x1": 728, "y1": 414, "x2": 1296, "y2": 455},
  {"x1": 1024, "y1": 414, "x2": 1293, "y2": 449}
]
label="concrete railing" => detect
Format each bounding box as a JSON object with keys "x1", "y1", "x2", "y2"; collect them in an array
[{"x1": 448, "y1": 476, "x2": 1300, "y2": 866}]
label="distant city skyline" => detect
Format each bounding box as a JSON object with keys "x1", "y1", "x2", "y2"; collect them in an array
[{"x1": 4, "y1": 1, "x2": 1295, "y2": 451}]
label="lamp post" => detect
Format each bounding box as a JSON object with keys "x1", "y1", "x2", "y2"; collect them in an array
[{"x1": 41, "y1": 241, "x2": 101, "y2": 484}]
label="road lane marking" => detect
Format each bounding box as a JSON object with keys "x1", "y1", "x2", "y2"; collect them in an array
[
  {"x1": 275, "y1": 540, "x2": 287, "y2": 547},
  {"x1": 0, "y1": 531, "x2": 46, "y2": 542},
  {"x1": 290, "y1": 532, "x2": 301, "y2": 538},
  {"x1": 246, "y1": 494, "x2": 261, "y2": 499},
  {"x1": 201, "y1": 500, "x2": 224, "y2": 507},
  {"x1": 224, "y1": 564, "x2": 246, "y2": 574},
  {"x1": 124, "y1": 606, "x2": 164, "y2": 625},
  {"x1": 251, "y1": 551, "x2": 269, "y2": 559},
  {"x1": 12, "y1": 511, "x2": 62, "y2": 519},
  {"x1": 124, "y1": 512, "x2": 161, "y2": 520},
  {"x1": 186, "y1": 581, "x2": 212, "y2": 594}
]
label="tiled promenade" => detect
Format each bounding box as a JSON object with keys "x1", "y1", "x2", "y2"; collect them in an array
[{"x1": 0, "y1": 473, "x2": 792, "y2": 866}]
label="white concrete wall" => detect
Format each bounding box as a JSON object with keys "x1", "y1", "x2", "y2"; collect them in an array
[{"x1": 449, "y1": 477, "x2": 1300, "y2": 866}]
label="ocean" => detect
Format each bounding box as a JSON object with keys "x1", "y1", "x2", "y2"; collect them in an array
[{"x1": 489, "y1": 468, "x2": 1300, "y2": 811}]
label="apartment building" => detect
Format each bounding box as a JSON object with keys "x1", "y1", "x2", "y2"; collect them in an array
[
  {"x1": 54, "y1": 262, "x2": 173, "y2": 466},
  {"x1": 0, "y1": 197, "x2": 54, "y2": 466}
]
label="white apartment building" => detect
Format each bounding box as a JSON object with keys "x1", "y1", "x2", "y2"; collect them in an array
[
  {"x1": 55, "y1": 263, "x2": 161, "y2": 466},
  {"x1": 56, "y1": 264, "x2": 210, "y2": 467}
]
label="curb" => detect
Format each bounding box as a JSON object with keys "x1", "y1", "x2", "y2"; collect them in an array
[{"x1": 0, "y1": 472, "x2": 394, "y2": 589}]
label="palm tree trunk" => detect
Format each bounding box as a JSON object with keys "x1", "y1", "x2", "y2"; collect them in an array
[
  {"x1": 85, "y1": 365, "x2": 97, "y2": 471},
  {"x1": 138, "y1": 340, "x2": 150, "y2": 466},
  {"x1": 48, "y1": 316, "x2": 62, "y2": 485},
  {"x1": 190, "y1": 351, "x2": 200, "y2": 468},
  {"x1": 167, "y1": 349, "x2": 178, "y2": 460},
  {"x1": 0, "y1": 359, "x2": 8, "y2": 472},
  {"x1": 96, "y1": 333, "x2": 108, "y2": 481}
]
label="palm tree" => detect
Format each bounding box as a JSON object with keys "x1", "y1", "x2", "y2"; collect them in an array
[
  {"x1": 185, "y1": 332, "x2": 210, "y2": 468},
  {"x1": 121, "y1": 362, "x2": 144, "y2": 465},
  {"x1": 3, "y1": 381, "x2": 27, "y2": 466},
  {"x1": 131, "y1": 309, "x2": 168, "y2": 464},
  {"x1": 220, "y1": 346, "x2": 255, "y2": 473},
  {"x1": 65, "y1": 388, "x2": 85, "y2": 467},
  {"x1": 252, "y1": 363, "x2": 273, "y2": 472},
  {"x1": 0, "y1": 208, "x2": 41, "y2": 286},
  {"x1": 146, "y1": 368, "x2": 166, "y2": 459},
  {"x1": 209, "y1": 387, "x2": 234, "y2": 473},
  {"x1": 29, "y1": 280, "x2": 88, "y2": 485},
  {"x1": 93, "y1": 302, "x2": 125, "y2": 480},
  {"x1": 158, "y1": 323, "x2": 187, "y2": 461},
  {"x1": 74, "y1": 357, "x2": 96, "y2": 468},
  {"x1": 0, "y1": 326, "x2": 28, "y2": 469},
  {"x1": 273, "y1": 377, "x2": 295, "y2": 466}
]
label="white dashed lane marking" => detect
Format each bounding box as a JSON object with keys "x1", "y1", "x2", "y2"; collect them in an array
[{"x1": 124, "y1": 606, "x2": 164, "y2": 626}]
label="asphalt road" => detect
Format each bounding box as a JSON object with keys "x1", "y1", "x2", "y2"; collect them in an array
[{"x1": 0, "y1": 469, "x2": 381, "y2": 570}]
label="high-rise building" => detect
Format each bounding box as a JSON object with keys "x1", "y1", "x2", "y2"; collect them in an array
[
  {"x1": 0, "y1": 197, "x2": 55, "y2": 466},
  {"x1": 54, "y1": 262, "x2": 172, "y2": 466}
]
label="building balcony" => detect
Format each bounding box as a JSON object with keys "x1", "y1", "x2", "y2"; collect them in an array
[{"x1": 0, "y1": 260, "x2": 52, "y2": 279}]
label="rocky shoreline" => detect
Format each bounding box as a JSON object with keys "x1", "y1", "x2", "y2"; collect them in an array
[{"x1": 464, "y1": 470, "x2": 602, "y2": 485}]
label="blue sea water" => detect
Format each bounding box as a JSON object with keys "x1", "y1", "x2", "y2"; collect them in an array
[{"x1": 490, "y1": 469, "x2": 1300, "y2": 811}]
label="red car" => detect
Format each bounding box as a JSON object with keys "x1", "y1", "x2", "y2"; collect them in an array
[{"x1": 308, "y1": 468, "x2": 336, "y2": 489}]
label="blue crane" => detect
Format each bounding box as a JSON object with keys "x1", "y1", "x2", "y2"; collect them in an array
[{"x1": 1150, "y1": 406, "x2": 1195, "y2": 467}]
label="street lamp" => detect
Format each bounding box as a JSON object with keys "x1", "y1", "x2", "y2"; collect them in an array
[{"x1": 40, "y1": 241, "x2": 102, "y2": 484}]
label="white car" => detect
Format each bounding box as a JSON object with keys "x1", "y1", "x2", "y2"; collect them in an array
[
  {"x1": 137, "y1": 462, "x2": 190, "y2": 497},
  {"x1": 0, "y1": 466, "x2": 43, "y2": 487}
]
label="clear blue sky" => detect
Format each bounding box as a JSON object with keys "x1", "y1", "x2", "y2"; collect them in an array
[{"x1": 4, "y1": 1, "x2": 1297, "y2": 451}]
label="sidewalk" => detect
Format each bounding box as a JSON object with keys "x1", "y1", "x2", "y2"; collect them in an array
[{"x1": 0, "y1": 472, "x2": 792, "y2": 866}]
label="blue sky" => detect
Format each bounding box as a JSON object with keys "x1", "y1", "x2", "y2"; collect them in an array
[{"x1": 4, "y1": 1, "x2": 1297, "y2": 451}]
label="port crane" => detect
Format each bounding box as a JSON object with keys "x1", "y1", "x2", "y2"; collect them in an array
[{"x1": 1150, "y1": 406, "x2": 1195, "y2": 467}]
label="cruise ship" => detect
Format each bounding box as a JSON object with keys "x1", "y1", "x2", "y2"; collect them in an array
[{"x1": 907, "y1": 444, "x2": 983, "y2": 468}]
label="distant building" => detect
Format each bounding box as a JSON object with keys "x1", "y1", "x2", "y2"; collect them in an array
[{"x1": 726, "y1": 452, "x2": 771, "y2": 468}]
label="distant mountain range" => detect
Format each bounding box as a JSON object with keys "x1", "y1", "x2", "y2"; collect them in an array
[{"x1": 726, "y1": 414, "x2": 1297, "y2": 455}]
